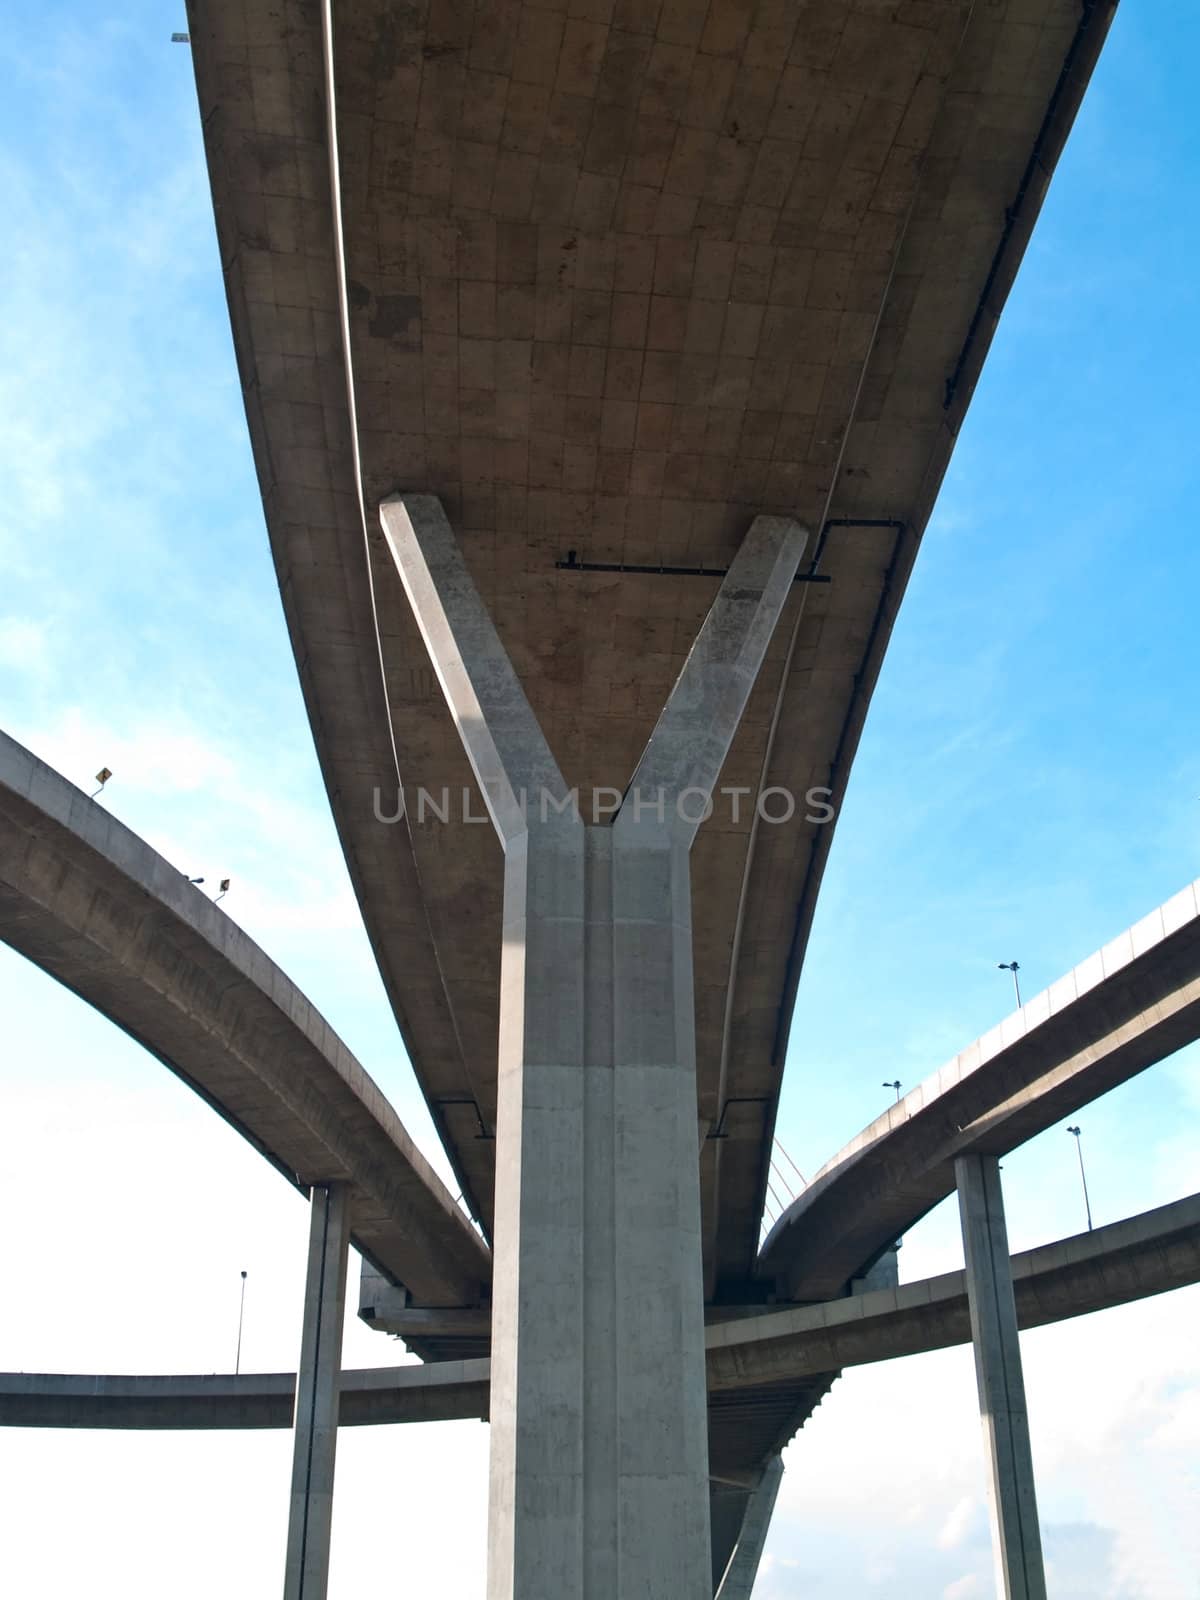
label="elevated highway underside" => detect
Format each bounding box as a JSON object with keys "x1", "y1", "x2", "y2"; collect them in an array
[
  {"x1": 185, "y1": 0, "x2": 1116, "y2": 1295},
  {"x1": 0, "y1": 5, "x2": 1130, "y2": 1591}
]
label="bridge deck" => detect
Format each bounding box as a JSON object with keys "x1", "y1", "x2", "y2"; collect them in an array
[
  {"x1": 759, "y1": 878, "x2": 1200, "y2": 1300},
  {"x1": 184, "y1": 0, "x2": 1115, "y2": 1291},
  {"x1": 6, "y1": 1193, "x2": 1195, "y2": 1472}
]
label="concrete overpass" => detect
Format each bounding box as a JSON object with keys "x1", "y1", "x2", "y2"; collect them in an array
[
  {"x1": 0, "y1": 0, "x2": 1139, "y2": 1595},
  {"x1": 176, "y1": 4, "x2": 1119, "y2": 1586},
  {"x1": 6, "y1": 1189, "x2": 1196, "y2": 1428},
  {"x1": 183, "y1": 0, "x2": 1117, "y2": 1297},
  {"x1": 759, "y1": 876, "x2": 1200, "y2": 1300}
]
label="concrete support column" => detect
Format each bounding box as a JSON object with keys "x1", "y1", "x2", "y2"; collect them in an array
[
  {"x1": 715, "y1": 1456, "x2": 784, "y2": 1599},
  {"x1": 955, "y1": 1154, "x2": 1046, "y2": 1600},
  {"x1": 382, "y1": 495, "x2": 806, "y2": 1600},
  {"x1": 283, "y1": 1182, "x2": 351, "y2": 1600}
]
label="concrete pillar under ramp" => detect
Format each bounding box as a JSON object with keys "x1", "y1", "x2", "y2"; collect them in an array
[
  {"x1": 283, "y1": 1182, "x2": 351, "y2": 1600},
  {"x1": 714, "y1": 1456, "x2": 784, "y2": 1598},
  {"x1": 956, "y1": 1154, "x2": 1047, "y2": 1600},
  {"x1": 382, "y1": 495, "x2": 807, "y2": 1600}
]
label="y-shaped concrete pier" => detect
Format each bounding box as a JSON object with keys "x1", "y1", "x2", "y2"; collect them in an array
[{"x1": 382, "y1": 496, "x2": 806, "y2": 1600}]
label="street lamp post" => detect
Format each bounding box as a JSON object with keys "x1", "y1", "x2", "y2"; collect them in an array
[
  {"x1": 882, "y1": 1080, "x2": 902, "y2": 1105},
  {"x1": 997, "y1": 960, "x2": 1022, "y2": 1007},
  {"x1": 235, "y1": 1270, "x2": 248, "y2": 1373},
  {"x1": 1066, "y1": 1126, "x2": 1093, "y2": 1231}
]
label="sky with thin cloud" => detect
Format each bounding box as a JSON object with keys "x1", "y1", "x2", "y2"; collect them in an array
[{"x1": 1, "y1": 3, "x2": 1198, "y2": 1597}]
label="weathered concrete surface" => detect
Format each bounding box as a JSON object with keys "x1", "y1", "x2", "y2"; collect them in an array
[
  {"x1": 0, "y1": 730, "x2": 489, "y2": 1316},
  {"x1": 184, "y1": 0, "x2": 1116, "y2": 1297},
  {"x1": 285, "y1": 1184, "x2": 352, "y2": 1600},
  {"x1": 382, "y1": 497, "x2": 804, "y2": 1600},
  {"x1": 7, "y1": 1192, "x2": 1197, "y2": 1432},
  {"x1": 760, "y1": 878, "x2": 1200, "y2": 1301},
  {"x1": 957, "y1": 1155, "x2": 1045, "y2": 1600}
]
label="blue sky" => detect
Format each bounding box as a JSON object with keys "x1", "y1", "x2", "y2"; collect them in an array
[{"x1": 0, "y1": 3, "x2": 1197, "y2": 1597}]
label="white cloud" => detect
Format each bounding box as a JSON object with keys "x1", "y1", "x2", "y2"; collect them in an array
[
  {"x1": 937, "y1": 1496, "x2": 981, "y2": 1552},
  {"x1": 0, "y1": 989, "x2": 489, "y2": 1596},
  {"x1": 0, "y1": 615, "x2": 48, "y2": 674},
  {"x1": 29, "y1": 706, "x2": 237, "y2": 798},
  {"x1": 11, "y1": 704, "x2": 364, "y2": 936},
  {"x1": 2, "y1": 699, "x2": 461, "y2": 1190},
  {"x1": 1148, "y1": 1388, "x2": 1200, "y2": 1450},
  {"x1": 760, "y1": 1280, "x2": 1200, "y2": 1599}
]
